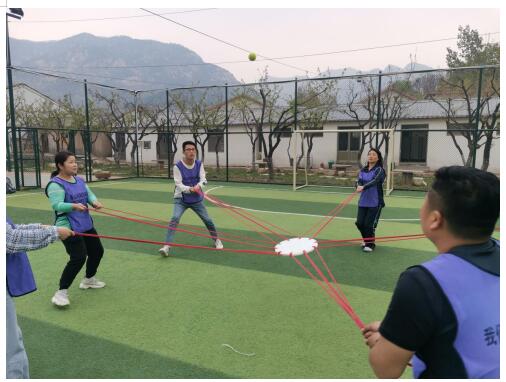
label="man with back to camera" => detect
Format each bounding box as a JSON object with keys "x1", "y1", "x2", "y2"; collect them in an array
[
  {"x1": 159, "y1": 141, "x2": 223, "y2": 256},
  {"x1": 362, "y1": 166, "x2": 499, "y2": 378}
]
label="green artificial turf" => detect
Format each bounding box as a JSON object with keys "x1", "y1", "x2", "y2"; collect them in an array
[{"x1": 6, "y1": 178, "x2": 447, "y2": 378}]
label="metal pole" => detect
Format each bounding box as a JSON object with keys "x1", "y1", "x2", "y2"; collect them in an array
[
  {"x1": 18, "y1": 128, "x2": 25, "y2": 187},
  {"x1": 472, "y1": 68, "x2": 483, "y2": 168},
  {"x1": 376, "y1": 71, "x2": 382, "y2": 147},
  {"x1": 84, "y1": 80, "x2": 91, "y2": 182},
  {"x1": 6, "y1": 16, "x2": 21, "y2": 190},
  {"x1": 6, "y1": 128, "x2": 12, "y2": 171},
  {"x1": 293, "y1": 78, "x2": 298, "y2": 190},
  {"x1": 166, "y1": 89, "x2": 171, "y2": 179},
  {"x1": 225, "y1": 84, "x2": 229, "y2": 182},
  {"x1": 135, "y1": 91, "x2": 140, "y2": 177},
  {"x1": 34, "y1": 129, "x2": 41, "y2": 187}
]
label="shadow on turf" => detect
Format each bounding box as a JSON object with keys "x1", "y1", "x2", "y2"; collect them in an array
[{"x1": 19, "y1": 316, "x2": 234, "y2": 379}]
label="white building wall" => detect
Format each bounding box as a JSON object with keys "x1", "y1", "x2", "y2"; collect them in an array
[{"x1": 127, "y1": 119, "x2": 500, "y2": 174}]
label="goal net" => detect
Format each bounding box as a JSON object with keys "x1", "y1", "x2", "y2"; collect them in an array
[{"x1": 291, "y1": 128, "x2": 394, "y2": 194}]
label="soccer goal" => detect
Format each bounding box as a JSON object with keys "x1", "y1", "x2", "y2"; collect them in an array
[{"x1": 291, "y1": 128, "x2": 395, "y2": 194}]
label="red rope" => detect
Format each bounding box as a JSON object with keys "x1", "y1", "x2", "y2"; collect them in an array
[
  {"x1": 311, "y1": 192, "x2": 358, "y2": 239},
  {"x1": 204, "y1": 193, "x2": 291, "y2": 238},
  {"x1": 203, "y1": 193, "x2": 286, "y2": 242},
  {"x1": 291, "y1": 254, "x2": 364, "y2": 330},
  {"x1": 301, "y1": 203, "x2": 343, "y2": 237},
  {"x1": 202, "y1": 191, "x2": 295, "y2": 237},
  {"x1": 91, "y1": 208, "x2": 274, "y2": 250},
  {"x1": 74, "y1": 232, "x2": 279, "y2": 256},
  {"x1": 318, "y1": 234, "x2": 426, "y2": 249},
  {"x1": 302, "y1": 250, "x2": 364, "y2": 329},
  {"x1": 318, "y1": 233, "x2": 426, "y2": 246},
  {"x1": 100, "y1": 207, "x2": 274, "y2": 245},
  {"x1": 313, "y1": 247, "x2": 352, "y2": 308},
  {"x1": 202, "y1": 195, "x2": 279, "y2": 244}
]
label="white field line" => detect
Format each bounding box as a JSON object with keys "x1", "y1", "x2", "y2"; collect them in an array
[{"x1": 205, "y1": 186, "x2": 420, "y2": 222}]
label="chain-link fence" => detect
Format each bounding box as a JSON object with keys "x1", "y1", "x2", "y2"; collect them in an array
[{"x1": 7, "y1": 65, "x2": 500, "y2": 191}]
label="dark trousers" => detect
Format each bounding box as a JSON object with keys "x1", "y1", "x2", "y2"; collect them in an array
[
  {"x1": 60, "y1": 227, "x2": 104, "y2": 289},
  {"x1": 355, "y1": 206, "x2": 383, "y2": 248}
]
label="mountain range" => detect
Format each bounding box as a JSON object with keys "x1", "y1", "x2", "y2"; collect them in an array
[{"x1": 9, "y1": 33, "x2": 435, "y2": 104}]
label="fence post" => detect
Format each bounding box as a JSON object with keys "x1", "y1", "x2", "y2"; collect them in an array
[
  {"x1": 293, "y1": 78, "x2": 298, "y2": 190},
  {"x1": 472, "y1": 67, "x2": 483, "y2": 168},
  {"x1": 33, "y1": 129, "x2": 41, "y2": 188},
  {"x1": 225, "y1": 84, "x2": 229, "y2": 182},
  {"x1": 134, "y1": 91, "x2": 140, "y2": 177},
  {"x1": 18, "y1": 128, "x2": 25, "y2": 187},
  {"x1": 7, "y1": 17, "x2": 21, "y2": 189},
  {"x1": 166, "y1": 89, "x2": 171, "y2": 179},
  {"x1": 84, "y1": 79, "x2": 92, "y2": 182},
  {"x1": 6, "y1": 128, "x2": 12, "y2": 171},
  {"x1": 376, "y1": 71, "x2": 382, "y2": 147}
]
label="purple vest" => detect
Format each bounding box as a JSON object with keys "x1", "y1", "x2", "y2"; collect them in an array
[
  {"x1": 357, "y1": 166, "x2": 383, "y2": 207},
  {"x1": 47, "y1": 176, "x2": 93, "y2": 233},
  {"x1": 6, "y1": 217, "x2": 37, "y2": 297},
  {"x1": 412, "y1": 252, "x2": 500, "y2": 378},
  {"x1": 176, "y1": 160, "x2": 203, "y2": 204}
]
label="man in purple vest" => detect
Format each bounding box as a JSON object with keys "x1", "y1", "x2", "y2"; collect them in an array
[
  {"x1": 159, "y1": 141, "x2": 223, "y2": 256},
  {"x1": 6, "y1": 216, "x2": 73, "y2": 378},
  {"x1": 362, "y1": 166, "x2": 499, "y2": 378}
]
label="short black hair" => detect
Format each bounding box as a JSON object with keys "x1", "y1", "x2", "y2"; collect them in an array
[
  {"x1": 182, "y1": 141, "x2": 197, "y2": 151},
  {"x1": 427, "y1": 166, "x2": 499, "y2": 239}
]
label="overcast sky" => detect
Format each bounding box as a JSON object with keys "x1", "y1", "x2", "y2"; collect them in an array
[{"x1": 7, "y1": 7, "x2": 500, "y2": 83}]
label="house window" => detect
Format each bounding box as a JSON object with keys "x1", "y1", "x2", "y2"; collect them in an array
[
  {"x1": 447, "y1": 123, "x2": 474, "y2": 136},
  {"x1": 208, "y1": 132, "x2": 225, "y2": 152},
  {"x1": 337, "y1": 126, "x2": 361, "y2": 162},
  {"x1": 143, "y1": 141, "x2": 151, "y2": 150},
  {"x1": 278, "y1": 126, "x2": 292, "y2": 138},
  {"x1": 400, "y1": 124, "x2": 428, "y2": 163},
  {"x1": 338, "y1": 126, "x2": 360, "y2": 151}
]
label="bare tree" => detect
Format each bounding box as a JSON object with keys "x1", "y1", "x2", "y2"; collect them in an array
[
  {"x1": 429, "y1": 68, "x2": 500, "y2": 169},
  {"x1": 92, "y1": 91, "x2": 135, "y2": 166},
  {"x1": 339, "y1": 74, "x2": 415, "y2": 167},
  {"x1": 171, "y1": 89, "x2": 227, "y2": 166},
  {"x1": 292, "y1": 78, "x2": 338, "y2": 169},
  {"x1": 234, "y1": 70, "x2": 296, "y2": 179}
]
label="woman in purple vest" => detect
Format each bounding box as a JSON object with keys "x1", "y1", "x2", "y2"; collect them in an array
[
  {"x1": 159, "y1": 141, "x2": 223, "y2": 256},
  {"x1": 355, "y1": 148, "x2": 386, "y2": 252},
  {"x1": 362, "y1": 166, "x2": 500, "y2": 378},
  {"x1": 45, "y1": 151, "x2": 106, "y2": 307}
]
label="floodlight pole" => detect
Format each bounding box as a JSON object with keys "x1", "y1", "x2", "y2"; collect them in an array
[{"x1": 6, "y1": 14, "x2": 21, "y2": 190}]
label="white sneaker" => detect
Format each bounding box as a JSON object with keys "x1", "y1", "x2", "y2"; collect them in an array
[
  {"x1": 363, "y1": 246, "x2": 373, "y2": 253},
  {"x1": 159, "y1": 245, "x2": 171, "y2": 257},
  {"x1": 51, "y1": 290, "x2": 70, "y2": 307},
  {"x1": 214, "y1": 239, "x2": 224, "y2": 250},
  {"x1": 79, "y1": 276, "x2": 106, "y2": 289}
]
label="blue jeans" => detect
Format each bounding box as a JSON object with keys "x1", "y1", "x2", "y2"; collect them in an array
[
  {"x1": 165, "y1": 198, "x2": 218, "y2": 244},
  {"x1": 6, "y1": 290, "x2": 29, "y2": 378}
]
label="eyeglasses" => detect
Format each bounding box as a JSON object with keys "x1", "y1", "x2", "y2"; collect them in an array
[{"x1": 184, "y1": 148, "x2": 196, "y2": 152}]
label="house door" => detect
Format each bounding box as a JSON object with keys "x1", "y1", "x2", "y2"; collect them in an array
[
  {"x1": 336, "y1": 126, "x2": 360, "y2": 162},
  {"x1": 400, "y1": 125, "x2": 428, "y2": 163}
]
